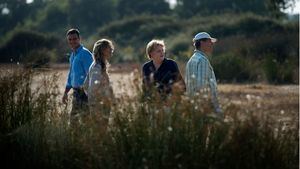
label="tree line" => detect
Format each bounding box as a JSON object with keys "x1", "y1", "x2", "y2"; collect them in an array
[
  {"x1": 0, "y1": 0, "x2": 296, "y2": 36},
  {"x1": 0, "y1": 0, "x2": 298, "y2": 83}
]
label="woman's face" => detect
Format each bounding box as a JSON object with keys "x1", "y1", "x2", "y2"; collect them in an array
[
  {"x1": 103, "y1": 46, "x2": 113, "y2": 60},
  {"x1": 150, "y1": 45, "x2": 165, "y2": 64}
]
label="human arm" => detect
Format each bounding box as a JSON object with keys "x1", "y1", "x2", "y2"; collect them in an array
[
  {"x1": 62, "y1": 57, "x2": 73, "y2": 104},
  {"x1": 172, "y1": 61, "x2": 186, "y2": 93},
  {"x1": 208, "y1": 68, "x2": 222, "y2": 115},
  {"x1": 81, "y1": 51, "x2": 93, "y2": 76},
  {"x1": 83, "y1": 71, "x2": 89, "y2": 93}
]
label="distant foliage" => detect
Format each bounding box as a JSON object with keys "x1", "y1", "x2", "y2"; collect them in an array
[
  {"x1": 263, "y1": 55, "x2": 296, "y2": 83},
  {"x1": 117, "y1": 0, "x2": 170, "y2": 18},
  {"x1": 175, "y1": 0, "x2": 266, "y2": 17},
  {"x1": 98, "y1": 15, "x2": 182, "y2": 62},
  {"x1": 0, "y1": 0, "x2": 298, "y2": 83},
  {"x1": 97, "y1": 14, "x2": 298, "y2": 83},
  {"x1": 68, "y1": 0, "x2": 117, "y2": 34},
  {"x1": 212, "y1": 54, "x2": 250, "y2": 82},
  {"x1": 22, "y1": 48, "x2": 57, "y2": 68},
  {"x1": 32, "y1": 2, "x2": 68, "y2": 34},
  {"x1": 0, "y1": 30, "x2": 64, "y2": 64}
]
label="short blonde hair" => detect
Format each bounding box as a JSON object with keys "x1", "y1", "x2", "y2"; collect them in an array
[{"x1": 146, "y1": 39, "x2": 165, "y2": 59}]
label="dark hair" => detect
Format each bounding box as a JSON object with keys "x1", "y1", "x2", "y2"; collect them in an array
[
  {"x1": 66, "y1": 28, "x2": 80, "y2": 38},
  {"x1": 194, "y1": 38, "x2": 209, "y2": 50}
]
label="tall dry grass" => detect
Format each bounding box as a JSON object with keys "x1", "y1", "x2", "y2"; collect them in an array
[{"x1": 0, "y1": 69, "x2": 298, "y2": 169}]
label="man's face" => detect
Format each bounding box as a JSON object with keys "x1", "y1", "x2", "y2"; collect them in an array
[
  {"x1": 201, "y1": 39, "x2": 214, "y2": 55},
  {"x1": 67, "y1": 33, "x2": 80, "y2": 50}
]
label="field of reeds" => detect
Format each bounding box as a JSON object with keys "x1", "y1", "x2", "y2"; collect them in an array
[{"x1": 0, "y1": 64, "x2": 298, "y2": 169}]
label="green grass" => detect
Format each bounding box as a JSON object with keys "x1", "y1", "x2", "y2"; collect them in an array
[{"x1": 0, "y1": 69, "x2": 298, "y2": 169}]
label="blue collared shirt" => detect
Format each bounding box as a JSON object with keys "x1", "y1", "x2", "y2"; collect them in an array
[
  {"x1": 185, "y1": 50, "x2": 221, "y2": 113},
  {"x1": 66, "y1": 45, "x2": 93, "y2": 89}
]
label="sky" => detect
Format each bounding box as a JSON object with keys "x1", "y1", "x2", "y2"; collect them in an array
[{"x1": 283, "y1": 0, "x2": 300, "y2": 14}]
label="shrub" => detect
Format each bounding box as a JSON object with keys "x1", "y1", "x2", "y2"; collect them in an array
[
  {"x1": 22, "y1": 48, "x2": 57, "y2": 68},
  {"x1": 263, "y1": 55, "x2": 297, "y2": 84},
  {"x1": 212, "y1": 54, "x2": 250, "y2": 82},
  {"x1": 0, "y1": 30, "x2": 61, "y2": 63}
]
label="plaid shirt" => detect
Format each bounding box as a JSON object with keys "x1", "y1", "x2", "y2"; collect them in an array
[{"x1": 185, "y1": 50, "x2": 221, "y2": 112}]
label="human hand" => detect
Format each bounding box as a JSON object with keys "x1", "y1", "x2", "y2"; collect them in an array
[{"x1": 62, "y1": 93, "x2": 68, "y2": 104}]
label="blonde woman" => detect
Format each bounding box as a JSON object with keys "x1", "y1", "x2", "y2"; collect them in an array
[
  {"x1": 84, "y1": 39, "x2": 114, "y2": 127},
  {"x1": 142, "y1": 39, "x2": 185, "y2": 97}
]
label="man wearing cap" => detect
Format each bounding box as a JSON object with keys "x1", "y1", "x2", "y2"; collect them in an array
[{"x1": 185, "y1": 32, "x2": 223, "y2": 116}]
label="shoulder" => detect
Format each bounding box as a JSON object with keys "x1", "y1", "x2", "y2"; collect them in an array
[
  {"x1": 164, "y1": 58, "x2": 179, "y2": 68},
  {"x1": 142, "y1": 60, "x2": 153, "y2": 69},
  {"x1": 165, "y1": 58, "x2": 178, "y2": 64},
  {"x1": 89, "y1": 62, "x2": 101, "y2": 71},
  {"x1": 81, "y1": 46, "x2": 92, "y2": 56},
  {"x1": 191, "y1": 52, "x2": 207, "y2": 64},
  {"x1": 165, "y1": 58, "x2": 177, "y2": 66},
  {"x1": 77, "y1": 46, "x2": 93, "y2": 62}
]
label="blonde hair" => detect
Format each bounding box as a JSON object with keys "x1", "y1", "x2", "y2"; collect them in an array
[
  {"x1": 146, "y1": 39, "x2": 165, "y2": 59},
  {"x1": 93, "y1": 39, "x2": 114, "y2": 72}
]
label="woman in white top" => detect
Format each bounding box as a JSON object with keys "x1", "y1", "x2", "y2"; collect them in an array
[{"x1": 84, "y1": 39, "x2": 114, "y2": 127}]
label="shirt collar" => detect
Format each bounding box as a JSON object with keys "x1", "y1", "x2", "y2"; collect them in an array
[
  {"x1": 73, "y1": 44, "x2": 83, "y2": 54},
  {"x1": 194, "y1": 49, "x2": 207, "y2": 57},
  {"x1": 151, "y1": 58, "x2": 166, "y2": 66}
]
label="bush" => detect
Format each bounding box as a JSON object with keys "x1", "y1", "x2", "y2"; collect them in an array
[
  {"x1": 166, "y1": 33, "x2": 192, "y2": 62},
  {"x1": 212, "y1": 54, "x2": 250, "y2": 82},
  {"x1": 22, "y1": 48, "x2": 57, "y2": 68},
  {"x1": 263, "y1": 55, "x2": 297, "y2": 84},
  {"x1": 97, "y1": 15, "x2": 182, "y2": 62},
  {"x1": 0, "y1": 30, "x2": 61, "y2": 63}
]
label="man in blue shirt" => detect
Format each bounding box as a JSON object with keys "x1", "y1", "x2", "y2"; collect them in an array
[{"x1": 62, "y1": 28, "x2": 93, "y2": 121}]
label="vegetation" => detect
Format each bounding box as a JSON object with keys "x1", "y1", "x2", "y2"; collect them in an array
[
  {"x1": 0, "y1": 30, "x2": 67, "y2": 66},
  {"x1": 0, "y1": 0, "x2": 298, "y2": 83},
  {"x1": 0, "y1": 1, "x2": 298, "y2": 168},
  {"x1": 97, "y1": 14, "x2": 298, "y2": 83},
  {"x1": 0, "y1": 69, "x2": 298, "y2": 169}
]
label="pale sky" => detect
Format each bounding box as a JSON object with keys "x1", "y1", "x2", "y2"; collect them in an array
[{"x1": 283, "y1": 0, "x2": 300, "y2": 14}]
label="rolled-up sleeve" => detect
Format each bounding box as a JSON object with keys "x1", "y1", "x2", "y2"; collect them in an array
[{"x1": 196, "y1": 59, "x2": 209, "y2": 88}]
